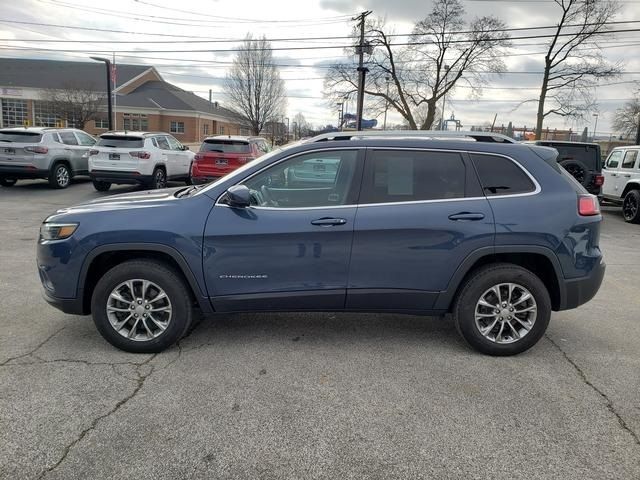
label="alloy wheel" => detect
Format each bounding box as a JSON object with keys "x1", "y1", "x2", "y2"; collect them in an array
[
  {"x1": 106, "y1": 279, "x2": 172, "y2": 341},
  {"x1": 623, "y1": 193, "x2": 638, "y2": 221},
  {"x1": 56, "y1": 166, "x2": 70, "y2": 188},
  {"x1": 474, "y1": 283, "x2": 537, "y2": 344},
  {"x1": 154, "y1": 170, "x2": 166, "y2": 189}
]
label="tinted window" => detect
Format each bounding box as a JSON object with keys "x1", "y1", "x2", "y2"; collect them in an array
[
  {"x1": 606, "y1": 151, "x2": 622, "y2": 168},
  {"x1": 75, "y1": 132, "x2": 95, "y2": 146},
  {"x1": 360, "y1": 150, "x2": 465, "y2": 204},
  {"x1": 97, "y1": 135, "x2": 144, "y2": 148},
  {"x1": 471, "y1": 154, "x2": 535, "y2": 196},
  {"x1": 0, "y1": 131, "x2": 43, "y2": 143},
  {"x1": 242, "y1": 150, "x2": 359, "y2": 208},
  {"x1": 202, "y1": 140, "x2": 251, "y2": 154},
  {"x1": 621, "y1": 150, "x2": 638, "y2": 169},
  {"x1": 59, "y1": 131, "x2": 78, "y2": 145},
  {"x1": 538, "y1": 143, "x2": 599, "y2": 170}
]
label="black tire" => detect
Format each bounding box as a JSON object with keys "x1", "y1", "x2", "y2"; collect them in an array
[
  {"x1": 622, "y1": 189, "x2": 640, "y2": 224},
  {"x1": 559, "y1": 159, "x2": 590, "y2": 187},
  {"x1": 185, "y1": 163, "x2": 193, "y2": 185},
  {"x1": 91, "y1": 259, "x2": 193, "y2": 353},
  {"x1": 150, "y1": 167, "x2": 166, "y2": 189},
  {"x1": 453, "y1": 263, "x2": 551, "y2": 356},
  {"x1": 49, "y1": 162, "x2": 71, "y2": 189},
  {"x1": 0, "y1": 177, "x2": 17, "y2": 187},
  {"x1": 92, "y1": 180, "x2": 112, "y2": 192}
]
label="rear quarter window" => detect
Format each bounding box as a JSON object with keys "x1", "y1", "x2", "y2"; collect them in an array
[
  {"x1": 470, "y1": 154, "x2": 536, "y2": 196},
  {"x1": 97, "y1": 136, "x2": 145, "y2": 148}
]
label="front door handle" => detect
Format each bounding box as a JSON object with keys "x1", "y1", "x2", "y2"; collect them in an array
[
  {"x1": 611, "y1": 173, "x2": 618, "y2": 177},
  {"x1": 311, "y1": 217, "x2": 347, "y2": 226},
  {"x1": 448, "y1": 212, "x2": 485, "y2": 221},
  {"x1": 623, "y1": 174, "x2": 632, "y2": 178}
]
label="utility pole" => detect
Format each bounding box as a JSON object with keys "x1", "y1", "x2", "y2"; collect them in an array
[
  {"x1": 353, "y1": 10, "x2": 372, "y2": 131},
  {"x1": 440, "y1": 65, "x2": 450, "y2": 130},
  {"x1": 337, "y1": 102, "x2": 343, "y2": 130},
  {"x1": 383, "y1": 76, "x2": 390, "y2": 130}
]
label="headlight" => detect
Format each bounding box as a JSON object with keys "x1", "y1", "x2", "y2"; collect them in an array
[{"x1": 40, "y1": 223, "x2": 78, "y2": 241}]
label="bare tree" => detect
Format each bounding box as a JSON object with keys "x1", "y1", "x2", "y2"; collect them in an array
[
  {"x1": 42, "y1": 82, "x2": 105, "y2": 129},
  {"x1": 613, "y1": 92, "x2": 640, "y2": 139},
  {"x1": 324, "y1": 0, "x2": 510, "y2": 130},
  {"x1": 534, "y1": 0, "x2": 621, "y2": 139},
  {"x1": 224, "y1": 35, "x2": 286, "y2": 135},
  {"x1": 292, "y1": 112, "x2": 311, "y2": 138}
]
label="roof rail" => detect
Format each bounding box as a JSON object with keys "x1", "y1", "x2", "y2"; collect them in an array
[{"x1": 307, "y1": 130, "x2": 516, "y2": 144}]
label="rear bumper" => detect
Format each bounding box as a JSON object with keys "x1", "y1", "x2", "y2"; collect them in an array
[
  {"x1": 90, "y1": 170, "x2": 152, "y2": 185},
  {"x1": 0, "y1": 165, "x2": 49, "y2": 179},
  {"x1": 559, "y1": 258, "x2": 606, "y2": 310}
]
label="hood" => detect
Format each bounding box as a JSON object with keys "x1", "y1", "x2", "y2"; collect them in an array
[{"x1": 48, "y1": 187, "x2": 186, "y2": 218}]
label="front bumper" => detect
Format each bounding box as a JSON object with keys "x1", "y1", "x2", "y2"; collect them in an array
[
  {"x1": 42, "y1": 288, "x2": 86, "y2": 315},
  {"x1": 90, "y1": 170, "x2": 152, "y2": 185},
  {"x1": 559, "y1": 258, "x2": 606, "y2": 310}
]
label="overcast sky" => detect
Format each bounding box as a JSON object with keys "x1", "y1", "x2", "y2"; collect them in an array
[{"x1": 1, "y1": 0, "x2": 638, "y2": 134}]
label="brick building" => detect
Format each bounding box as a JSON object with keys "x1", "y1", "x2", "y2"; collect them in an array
[{"x1": 0, "y1": 58, "x2": 247, "y2": 143}]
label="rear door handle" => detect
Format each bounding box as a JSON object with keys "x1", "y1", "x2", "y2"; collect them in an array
[
  {"x1": 611, "y1": 173, "x2": 618, "y2": 177},
  {"x1": 624, "y1": 174, "x2": 632, "y2": 177},
  {"x1": 311, "y1": 217, "x2": 347, "y2": 226},
  {"x1": 448, "y1": 212, "x2": 485, "y2": 221}
]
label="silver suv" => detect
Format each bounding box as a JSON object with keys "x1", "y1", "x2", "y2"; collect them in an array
[{"x1": 0, "y1": 127, "x2": 96, "y2": 189}]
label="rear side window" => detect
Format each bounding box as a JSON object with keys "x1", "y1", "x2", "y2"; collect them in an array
[
  {"x1": 0, "y1": 131, "x2": 43, "y2": 143},
  {"x1": 471, "y1": 154, "x2": 535, "y2": 196},
  {"x1": 201, "y1": 140, "x2": 251, "y2": 154},
  {"x1": 621, "y1": 150, "x2": 638, "y2": 169},
  {"x1": 59, "y1": 131, "x2": 78, "y2": 145},
  {"x1": 360, "y1": 150, "x2": 466, "y2": 204},
  {"x1": 97, "y1": 135, "x2": 144, "y2": 148}
]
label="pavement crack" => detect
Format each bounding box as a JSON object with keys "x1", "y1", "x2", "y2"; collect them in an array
[
  {"x1": 0, "y1": 326, "x2": 66, "y2": 367},
  {"x1": 546, "y1": 334, "x2": 640, "y2": 446},
  {"x1": 36, "y1": 353, "x2": 158, "y2": 479}
]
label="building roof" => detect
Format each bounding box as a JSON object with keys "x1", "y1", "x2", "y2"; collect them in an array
[{"x1": 0, "y1": 57, "x2": 150, "y2": 90}]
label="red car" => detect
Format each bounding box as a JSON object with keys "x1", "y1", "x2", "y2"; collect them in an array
[{"x1": 191, "y1": 136, "x2": 270, "y2": 184}]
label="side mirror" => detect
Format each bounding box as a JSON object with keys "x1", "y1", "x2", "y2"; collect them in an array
[
  {"x1": 181, "y1": 145, "x2": 190, "y2": 151},
  {"x1": 225, "y1": 185, "x2": 251, "y2": 208}
]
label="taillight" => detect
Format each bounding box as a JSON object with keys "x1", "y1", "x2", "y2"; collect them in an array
[
  {"x1": 593, "y1": 174, "x2": 604, "y2": 186},
  {"x1": 25, "y1": 146, "x2": 48, "y2": 154},
  {"x1": 89, "y1": 149, "x2": 99, "y2": 156},
  {"x1": 129, "y1": 151, "x2": 151, "y2": 159},
  {"x1": 578, "y1": 194, "x2": 600, "y2": 216}
]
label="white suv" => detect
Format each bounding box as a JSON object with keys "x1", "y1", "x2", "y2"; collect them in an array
[
  {"x1": 602, "y1": 145, "x2": 640, "y2": 223},
  {"x1": 89, "y1": 131, "x2": 194, "y2": 191}
]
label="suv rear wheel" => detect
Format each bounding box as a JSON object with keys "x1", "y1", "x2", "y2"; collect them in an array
[
  {"x1": 91, "y1": 260, "x2": 193, "y2": 353},
  {"x1": 622, "y1": 190, "x2": 640, "y2": 224},
  {"x1": 150, "y1": 167, "x2": 166, "y2": 189},
  {"x1": 0, "y1": 177, "x2": 17, "y2": 187},
  {"x1": 49, "y1": 163, "x2": 71, "y2": 189},
  {"x1": 453, "y1": 263, "x2": 551, "y2": 356}
]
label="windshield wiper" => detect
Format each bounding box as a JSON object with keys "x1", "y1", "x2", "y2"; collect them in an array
[{"x1": 176, "y1": 185, "x2": 204, "y2": 198}]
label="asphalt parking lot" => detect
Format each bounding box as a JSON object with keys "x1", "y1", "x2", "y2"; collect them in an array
[{"x1": 1, "y1": 178, "x2": 639, "y2": 479}]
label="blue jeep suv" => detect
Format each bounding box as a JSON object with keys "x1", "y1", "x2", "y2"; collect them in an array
[{"x1": 37, "y1": 131, "x2": 605, "y2": 356}]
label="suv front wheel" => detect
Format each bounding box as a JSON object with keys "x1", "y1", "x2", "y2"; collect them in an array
[
  {"x1": 622, "y1": 190, "x2": 640, "y2": 223},
  {"x1": 453, "y1": 263, "x2": 551, "y2": 356},
  {"x1": 91, "y1": 260, "x2": 193, "y2": 353}
]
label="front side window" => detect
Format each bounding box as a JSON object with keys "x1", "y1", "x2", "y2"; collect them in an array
[
  {"x1": 471, "y1": 153, "x2": 535, "y2": 196},
  {"x1": 75, "y1": 132, "x2": 95, "y2": 146},
  {"x1": 242, "y1": 150, "x2": 359, "y2": 208},
  {"x1": 166, "y1": 136, "x2": 182, "y2": 151},
  {"x1": 170, "y1": 121, "x2": 185, "y2": 134},
  {"x1": 621, "y1": 150, "x2": 638, "y2": 169},
  {"x1": 606, "y1": 150, "x2": 622, "y2": 169},
  {"x1": 360, "y1": 150, "x2": 466, "y2": 204}
]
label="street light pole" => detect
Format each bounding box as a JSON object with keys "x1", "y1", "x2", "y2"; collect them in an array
[
  {"x1": 90, "y1": 56, "x2": 113, "y2": 131},
  {"x1": 440, "y1": 65, "x2": 450, "y2": 131},
  {"x1": 592, "y1": 113, "x2": 599, "y2": 142},
  {"x1": 337, "y1": 102, "x2": 343, "y2": 130}
]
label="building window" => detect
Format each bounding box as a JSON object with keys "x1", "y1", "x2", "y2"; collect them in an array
[
  {"x1": 2, "y1": 98, "x2": 28, "y2": 127},
  {"x1": 123, "y1": 113, "x2": 148, "y2": 131},
  {"x1": 219, "y1": 125, "x2": 225, "y2": 135},
  {"x1": 33, "y1": 101, "x2": 59, "y2": 127},
  {"x1": 170, "y1": 121, "x2": 185, "y2": 134},
  {"x1": 94, "y1": 117, "x2": 109, "y2": 129},
  {"x1": 203, "y1": 123, "x2": 209, "y2": 136}
]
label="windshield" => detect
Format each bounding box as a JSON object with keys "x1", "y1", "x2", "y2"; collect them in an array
[
  {"x1": 0, "y1": 131, "x2": 43, "y2": 143},
  {"x1": 97, "y1": 136, "x2": 144, "y2": 148},
  {"x1": 201, "y1": 140, "x2": 251, "y2": 153}
]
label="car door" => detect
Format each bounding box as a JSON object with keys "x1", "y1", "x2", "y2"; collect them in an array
[
  {"x1": 346, "y1": 148, "x2": 495, "y2": 312},
  {"x1": 601, "y1": 150, "x2": 623, "y2": 199},
  {"x1": 166, "y1": 135, "x2": 189, "y2": 176},
  {"x1": 58, "y1": 130, "x2": 83, "y2": 172},
  {"x1": 619, "y1": 149, "x2": 640, "y2": 196},
  {"x1": 154, "y1": 136, "x2": 174, "y2": 176},
  {"x1": 73, "y1": 131, "x2": 96, "y2": 173},
  {"x1": 202, "y1": 148, "x2": 364, "y2": 312}
]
